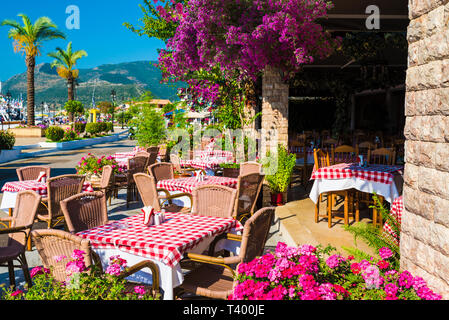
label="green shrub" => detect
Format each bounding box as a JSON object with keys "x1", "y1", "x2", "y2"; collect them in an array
[
  {"x1": 0, "y1": 130, "x2": 16, "y2": 150},
  {"x1": 72, "y1": 122, "x2": 86, "y2": 134},
  {"x1": 262, "y1": 144, "x2": 296, "y2": 194},
  {"x1": 105, "y1": 122, "x2": 113, "y2": 133},
  {"x1": 98, "y1": 122, "x2": 108, "y2": 133},
  {"x1": 45, "y1": 126, "x2": 65, "y2": 142},
  {"x1": 86, "y1": 123, "x2": 100, "y2": 136}
]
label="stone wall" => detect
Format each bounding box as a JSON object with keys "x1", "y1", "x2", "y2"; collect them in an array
[
  {"x1": 402, "y1": 0, "x2": 449, "y2": 298},
  {"x1": 261, "y1": 66, "x2": 290, "y2": 206}
]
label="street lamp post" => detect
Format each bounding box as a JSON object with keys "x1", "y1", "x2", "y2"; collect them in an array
[
  {"x1": 6, "y1": 91, "x2": 12, "y2": 129},
  {"x1": 110, "y1": 89, "x2": 116, "y2": 132}
]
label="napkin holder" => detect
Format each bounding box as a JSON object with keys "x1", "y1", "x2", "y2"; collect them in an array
[
  {"x1": 36, "y1": 171, "x2": 47, "y2": 183},
  {"x1": 358, "y1": 155, "x2": 364, "y2": 167},
  {"x1": 141, "y1": 206, "x2": 155, "y2": 226},
  {"x1": 195, "y1": 170, "x2": 205, "y2": 182}
]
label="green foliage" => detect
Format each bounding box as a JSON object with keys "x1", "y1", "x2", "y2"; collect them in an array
[
  {"x1": 343, "y1": 194, "x2": 400, "y2": 270},
  {"x1": 97, "y1": 101, "x2": 115, "y2": 115},
  {"x1": 0, "y1": 131, "x2": 16, "y2": 150},
  {"x1": 72, "y1": 122, "x2": 86, "y2": 134},
  {"x1": 134, "y1": 106, "x2": 167, "y2": 147},
  {"x1": 76, "y1": 154, "x2": 122, "y2": 176},
  {"x1": 220, "y1": 163, "x2": 240, "y2": 169},
  {"x1": 62, "y1": 128, "x2": 80, "y2": 142},
  {"x1": 262, "y1": 144, "x2": 296, "y2": 194},
  {"x1": 85, "y1": 123, "x2": 105, "y2": 136},
  {"x1": 45, "y1": 126, "x2": 65, "y2": 142},
  {"x1": 105, "y1": 122, "x2": 113, "y2": 133},
  {"x1": 64, "y1": 100, "x2": 84, "y2": 115}
]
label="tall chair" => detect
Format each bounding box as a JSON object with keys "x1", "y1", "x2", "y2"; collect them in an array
[
  {"x1": 233, "y1": 173, "x2": 264, "y2": 222},
  {"x1": 134, "y1": 173, "x2": 192, "y2": 213},
  {"x1": 16, "y1": 166, "x2": 51, "y2": 181},
  {"x1": 332, "y1": 145, "x2": 358, "y2": 165},
  {"x1": 178, "y1": 207, "x2": 275, "y2": 300},
  {"x1": 37, "y1": 175, "x2": 85, "y2": 229},
  {"x1": 0, "y1": 191, "x2": 41, "y2": 288},
  {"x1": 358, "y1": 141, "x2": 376, "y2": 158},
  {"x1": 92, "y1": 165, "x2": 114, "y2": 205},
  {"x1": 146, "y1": 146, "x2": 160, "y2": 154},
  {"x1": 60, "y1": 192, "x2": 109, "y2": 234},
  {"x1": 31, "y1": 229, "x2": 160, "y2": 296},
  {"x1": 368, "y1": 148, "x2": 396, "y2": 165},
  {"x1": 191, "y1": 185, "x2": 237, "y2": 218}
]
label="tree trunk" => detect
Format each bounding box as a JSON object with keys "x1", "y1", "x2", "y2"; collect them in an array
[
  {"x1": 26, "y1": 55, "x2": 36, "y2": 126},
  {"x1": 68, "y1": 77, "x2": 75, "y2": 122}
]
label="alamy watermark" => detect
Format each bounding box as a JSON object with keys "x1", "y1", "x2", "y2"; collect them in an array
[
  {"x1": 66, "y1": 5, "x2": 80, "y2": 30},
  {"x1": 366, "y1": 5, "x2": 380, "y2": 30}
]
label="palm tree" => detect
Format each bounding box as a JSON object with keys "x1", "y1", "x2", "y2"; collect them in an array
[
  {"x1": 1, "y1": 14, "x2": 66, "y2": 126},
  {"x1": 48, "y1": 42, "x2": 87, "y2": 104}
]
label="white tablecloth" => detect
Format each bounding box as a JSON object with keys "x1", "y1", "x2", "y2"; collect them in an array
[
  {"x1": 309, "y1": 175, "x2": 402, "y2": 205},
  {"x1": 0, "y1": 191, "x2": 18, "y2": 212}
]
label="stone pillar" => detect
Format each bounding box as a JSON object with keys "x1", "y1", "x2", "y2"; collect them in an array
[
  {"x1": 402, "y1": 0, "x2": 449, "y2": 298},
  {"x1": 261, "y1": 66, "x2": 289, "y2": 206}
]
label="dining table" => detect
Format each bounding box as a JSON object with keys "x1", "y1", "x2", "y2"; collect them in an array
[
  {"x1": 76, "y1": 211, "x2": 243, "y2": 300},
  {"x1": 0, "y1": 180, "x2": 94, "y2": 214},
  {"x1": 309, "y1": 162, "x2": 404, "y2": 205}
]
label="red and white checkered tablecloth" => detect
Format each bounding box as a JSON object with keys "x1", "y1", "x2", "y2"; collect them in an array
[
  {"x1": 1, "y1": 180, "x2": 94, "y2": 196},
  {"x1": 180, "y1": 159, "x2": 225, "y2": 170},
  {"x1": 383, "y1": 196, "x2": 403, "y2": 245},
  {"x1": 157, "y1": 176, "x2": 238, "y2": 194},
  {"x1": 194, "y1": 150, "x2": 234, "y2": 161},
  {"x1": 76, "y1": 212, "x2": 243, "y2": 268},
  {"x1": 311, "y1": 163, "x2": 403, "y2": 185}
]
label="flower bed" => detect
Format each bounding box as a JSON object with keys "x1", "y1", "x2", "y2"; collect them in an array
[
  {"x1": 229, "y1": 243, "x2": 441, "y2": 300},
  {"x1": 2, "y1": 250, "x2": 160, "y2": 300}
]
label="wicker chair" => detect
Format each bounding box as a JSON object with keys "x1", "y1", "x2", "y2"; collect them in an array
[
  {"x1": 115, "y1": 156, "x2": 149, "y2": 208},
  {"x1": 31, "y1": 229, "x2": 160, "y2": 296},
  {"x1": 92, "y1": 165, "x2": 114, "y2": 205},
  {"x1": 358, "y1": 141, "x2": 376, "y2": 158},
  {"x1": 147, "y1": 151, "x2": 159, "y2": 169},
  {"x1": 331, "y1": 145, "x2": 358, "y2": 165},
  {"x1": 191, "y1": 185, "x2": 237, "y2": 218},
  {"x1": 148, "y1": 162, "x2": 175, "y2": 183},
  {"x1": 0, "y1": 191, "x2": 41, "y2": 288},
  {"x1": 239, "y1": 162, "x2": 262, "y2": 176},
  {"x1": 16, "y1": 166, "x2": 51, "y2": 181},
  {"x1": 170, "y1": 154, "x2": 196, "y2": 177},
  {"x1": 146, "y1": 146, "x2": 160, "y2": 154},
  {"x1": 178, "y1": 207, "x2": 275, "y2": 300},
  {"x1": 37, "y1": 175, "x2": 85, "y2": 229},
  {"x1": 233, "y1": 173, "x2": 264, "y2": 223},
  {"x1": 134, "y1": 173, "x2": 192, "y2": 213},
  {"x1": 60, "y1": 192, "x2": 109, "y2": 234}
]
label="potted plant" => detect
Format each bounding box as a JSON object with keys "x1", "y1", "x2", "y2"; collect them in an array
[
  {"x1": 220, "y1": 162, "x2": 240, "y2": 178},
  {"x1": 262, "y1": 144, "x2": 296, "y2": 206},
  {"x1": 76, "y1": 153, "x2": 121, "y2": 181}
]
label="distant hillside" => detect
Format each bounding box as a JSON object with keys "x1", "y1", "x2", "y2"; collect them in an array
[{"x1": 1, "y1": 61, "x2": 185, "y2": 108}]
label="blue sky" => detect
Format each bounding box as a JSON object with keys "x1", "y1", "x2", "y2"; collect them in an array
[{"x1": 0, "y1": 0, "x2": 166, "y2": 81}]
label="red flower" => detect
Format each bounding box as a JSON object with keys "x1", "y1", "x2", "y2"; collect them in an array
[
  {"x1": 350, "y1": 263, "x2": 361, "y2": 275},
  {"x1": 377, "y1": 260, "x2": 390, "y2": 270}
]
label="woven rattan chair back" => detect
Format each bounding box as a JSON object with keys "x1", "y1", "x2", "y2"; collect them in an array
[
  {"x1": 368, "y1": 148, "x2": 396, "y2": 165},
  {"x1": 127, "y1": 156, "x2": 149, "y2": 182},
  {"x1": 100, "y1": 165, "x2": 114, "y2": 189},
  {"x1": 147, "y1": 151, "x2": 158, "y2": 168},
  {"x1": 313, "y1": 149, "x2": 330, "y2": 170},
  {"x1": 9, "y1": 191, "x2": 42, "y2": 246},
  {"x1": 134, "y1": 173, "x2": 162, "y2": 210},
  {"x1": 238, "y1": 207, "x2": 275, "y2": 263},
  {"x1": 146, "y1": 146, "x2": 160, "y2": 154},
  {"x1": 170, "y1": 154, "x2": 183, "y2": 172},
  {"x1": 31, "y1": 229, "x2": 94, "y2": 283},
  {"x1": 61, "y1": 192, "x2": 109, "y2": 234},
  {"x1": 16, "y1": 166, "x2": 51, "y2": 181},
  {"x1": 234, "y1": 173, "x2": 264, "y2": 219},
  {"x1": 332, "y1": 145, "x2": 358, "y2": 165},
  {"x1": 47, "y1": 175, "x2": 85, "y2": 223},
  {"x1": 239, "y1": 162, "x2": 262, "y2": 176},
  {"x1": 148, "y1": 162, "x2": 174, "y2": 183},
  {"x1": 192, "y1": 185, "x2": 237, "y2": 218}
]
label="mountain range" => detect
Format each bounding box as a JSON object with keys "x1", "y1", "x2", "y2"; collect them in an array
[{"x1": 1, "y1": 60, "x2": 184, "y2": 108}]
